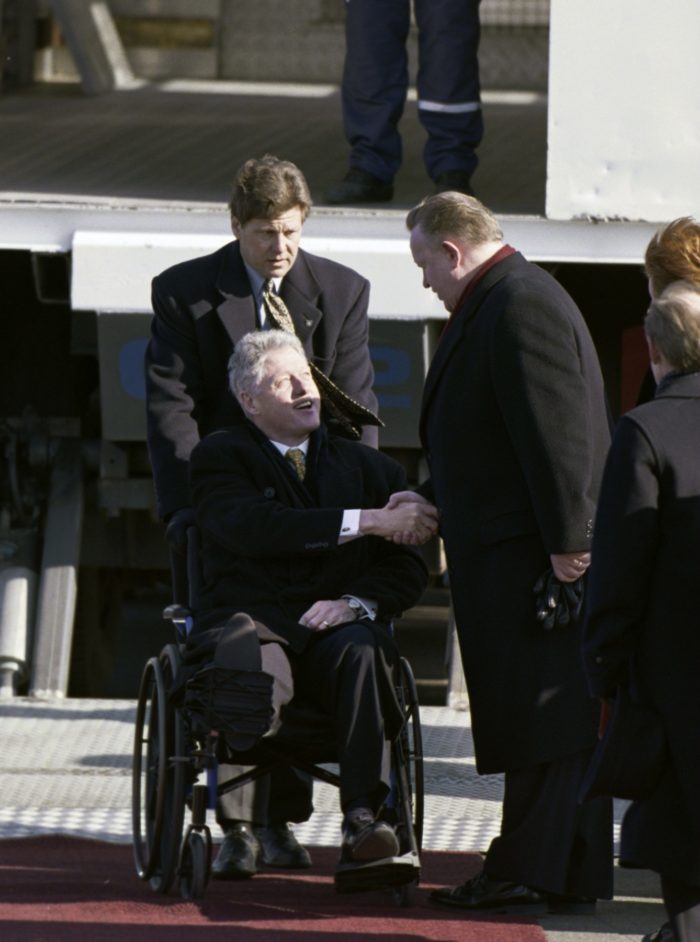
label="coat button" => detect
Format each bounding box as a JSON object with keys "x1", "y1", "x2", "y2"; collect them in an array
[
  {"x1": 595, "y1": 656, "x2": 603, "y2": 664},
  {"x1": 263, "y1": 487, "x2": 275, "y2": 498}
]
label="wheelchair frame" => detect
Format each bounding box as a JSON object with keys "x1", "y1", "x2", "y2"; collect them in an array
[{"x1": 132, "y1": 535, "x2": 425, "y2": 902}]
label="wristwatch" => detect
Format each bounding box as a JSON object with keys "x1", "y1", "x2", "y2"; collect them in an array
[{"x1": 343, "y1": 596, "x2": 365, "y2": 618}]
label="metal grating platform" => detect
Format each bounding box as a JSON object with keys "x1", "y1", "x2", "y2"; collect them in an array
[
  {"x1": 0, "y1": 80, "x2": 546, "y2": 216},
  {"x1": 0, "y1": 699, "x2": 627, "y2": 853}
]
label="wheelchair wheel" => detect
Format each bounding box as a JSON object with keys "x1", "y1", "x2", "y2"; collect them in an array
[
  {"x1": 179, "y1": 829, "x2": 211, "y2": 900},
  {"x1": 132, "y1": 645, "x2": 187, "y2": 893},
  {"x1": 394, "y1": 656, "x2": 424, "y2": 854}
]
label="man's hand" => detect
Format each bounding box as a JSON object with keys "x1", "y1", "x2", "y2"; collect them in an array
[
  {"x1": 359, "y1": 496, "x2": 439, "y2": 545},
  {"x1": 551, "y1": 551, "x2": 590, "y2": 583},
  {"x1": 299, "y1": 598, "x2": 356, "y2": 631}
]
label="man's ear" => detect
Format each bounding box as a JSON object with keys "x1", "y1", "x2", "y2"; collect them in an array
[
  {"x1": 239, "y1": 390, "x2": 257, "y2": 415},
  {"x1": 231, "y1": 215, "x2": 242, "y2": 238},
  {"x1": 442, "y1": 239, "x2": 462, "y2": 269}
]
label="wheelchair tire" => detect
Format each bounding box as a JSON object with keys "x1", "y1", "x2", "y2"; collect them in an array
[
  {"x1": 132, "y1": 646, "x2": 187, "y2": 893},
  {"x1": 179, "y1": 829, "x2": 210, "y2": 900},
  {"x1": 132, "y1": 656, "x2": 167, "y2": 882}
]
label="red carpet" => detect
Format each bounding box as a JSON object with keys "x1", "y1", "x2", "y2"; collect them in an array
[{"x1": 1, "y1": 838, "x2": 546, "y2": 942}]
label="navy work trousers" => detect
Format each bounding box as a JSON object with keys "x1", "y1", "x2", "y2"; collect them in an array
[{"x1": 342, "y1": 0, "x2": 483, "y2": 182}]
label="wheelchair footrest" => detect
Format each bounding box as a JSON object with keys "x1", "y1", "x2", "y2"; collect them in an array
[{"x1": 334, "y1": 852, "x2": 420, "y2": 893}]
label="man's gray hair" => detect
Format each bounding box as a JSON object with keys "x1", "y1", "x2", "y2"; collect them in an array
[
  {"x1": 406, "y1": 192, "x2": 503, "y2": 246},
  {"x1": 228, "y1": 329, "x2": 306, "y2": 403},
  {"x1": 645, "y1": 280, "x2": 700, "y2": 372}
]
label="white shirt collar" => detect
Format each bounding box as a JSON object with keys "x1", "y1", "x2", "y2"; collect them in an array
[{"x1": 270, "y1": 438, "x2": 309, "y2": 457}]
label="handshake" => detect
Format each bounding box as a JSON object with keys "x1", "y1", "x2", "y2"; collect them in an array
[{"x1": 359, "y1": 491, "x2": 439, "y2": 545}]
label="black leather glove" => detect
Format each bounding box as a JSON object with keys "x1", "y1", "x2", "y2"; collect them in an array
[
  {"x1": 165, "y1": 507, "x2": 196, "y2": 555},
  {"x1": 533, "y1": 568, "x2": 585, "y2": 629}
]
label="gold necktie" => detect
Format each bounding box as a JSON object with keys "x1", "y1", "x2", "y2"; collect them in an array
[
  {"x1": 261, "y1": 281, "x2": 382, "y2": 441},
  {"x1": 285, "y1": 447, "x2": 306, "y2": 480}
]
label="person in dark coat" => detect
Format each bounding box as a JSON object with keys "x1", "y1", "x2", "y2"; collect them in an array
[
  {"x1": 584, "y1": 282, "x2": 700, "y2": 942},
  {"x1": 145, "y1": 154, "x2": 378, "y2": 873},
  {"x1": 188, "y1": 329, "x2": 434, "y2": 880},
  {"x1": 395, "y1": 192, "x2": 614, "y2": 913}
]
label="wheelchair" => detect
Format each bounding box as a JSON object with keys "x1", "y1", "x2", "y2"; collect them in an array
[{"x1": 131, "y1": 528, "x2": 425, "y2": 903}]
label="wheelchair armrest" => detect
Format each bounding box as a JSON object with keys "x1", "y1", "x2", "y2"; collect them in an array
[{"x1": 163, "y1": 603, "x2": 192, "y2": 622}]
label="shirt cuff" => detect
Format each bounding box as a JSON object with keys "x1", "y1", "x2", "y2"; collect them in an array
[
  {"x1": 342, "y1": 594, "x2": 377, "y2": 621},
  {"x1": 338, "y1": 508, "x2": 362, "y2": 544}
]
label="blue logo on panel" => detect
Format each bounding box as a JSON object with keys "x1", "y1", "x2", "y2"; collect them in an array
[
  {"x1": 370, "y1": 345, "x2": 411, "y2": 410},
  {"x1": 119, "y1": 339, "x2": 148, "y2": 400}
]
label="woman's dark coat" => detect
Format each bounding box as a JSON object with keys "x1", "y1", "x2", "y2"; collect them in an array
[{"x1": 584, "y1": 371, "x2": 700, "y2": 883}]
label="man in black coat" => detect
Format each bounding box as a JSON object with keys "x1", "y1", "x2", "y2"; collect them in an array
[
  {"x1": 188, "y1": 329, "x2": 434, "y2": 880},
  {"x1": 397, "y1": 192, "x2": 614, "y2": 913},
  {"x1": 584, "y1": 283, "x2": 700, "y2": 942},
  {"x1": 145, "y1": 155, "x2": 379, "y2": 871}
]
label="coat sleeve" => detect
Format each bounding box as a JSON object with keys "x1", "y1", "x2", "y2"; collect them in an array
[
  {"x1": 190, "y1": 436, "x2": 344, "y2": 557},
  {"x1": 582, "y1": 416, "x2": 660, "y2": 698},
  {"x1": 490, "y1": 286, "x2": 600, "y2": 553},
  {"x1": 145, "y1": 274, "x2": 205, "y2": 520},
  {"x1": 341, "y1": 461, "x2": 429, "y2": 617}
]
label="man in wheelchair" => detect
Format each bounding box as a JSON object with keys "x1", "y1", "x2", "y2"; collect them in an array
[{"x1": 184, "y1": 329, "x2": 435, "y2": 882}]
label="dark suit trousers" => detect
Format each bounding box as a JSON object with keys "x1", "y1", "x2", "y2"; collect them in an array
[
  {"x1": 290, "y1": 621, "x2": 398, "y2": 810},
  {"x1": 484, "y1": 749, "x2": 614, "y2": 899},
  {"x1": 662, "y1": 876, "x2": 700, "y2": 942},
  {"x1": 218, "y1": 621, "x2": 399, "y2": 824}
]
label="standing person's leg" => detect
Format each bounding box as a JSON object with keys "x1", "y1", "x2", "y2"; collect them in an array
[
  {"x1": 414, "y1": 0, "x2": 483, "y2": 191},
  {"x1": 661, "y1": 875, "x2": 700, "y2": 942},
  {"x1": 326, "y1": 0, "x2": 410, "y2": 203},
  {"x1": 431, "y1": 750, "x2": 613, "y2": 912}
]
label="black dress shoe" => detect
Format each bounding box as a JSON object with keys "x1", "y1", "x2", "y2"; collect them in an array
[
  {"x1": 325, "y1": 169, "x2": 394, "y2": 205},
  {"x1": 340, "y1": 810, "x2": 399, "y2": 863},
  {"x1": 642, "y1": 923, "x2": 676, "y2": 942},
  {"x1": 254, "y1": 823, "x2": 312, "y2": 868},
  {"x1": 429, "y1": 870, "x2": 547, "y2": 914},
  {"x1": 547, "y1": 892, "x2": 597, "y2": 914},
  {"x1": 211, "y1": 822, "x2": 259, "y2": 880},
  {"x1": 434, "y1": 170, "x2": 476, "y2": 197}
]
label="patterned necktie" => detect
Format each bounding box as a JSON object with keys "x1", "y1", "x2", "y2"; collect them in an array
[
  {"x1": 261, "y1": 281, "x2": 382, "y2": 440},
  {"x1": 285, "y1": 447, "x2": 306, "y2": 480}
]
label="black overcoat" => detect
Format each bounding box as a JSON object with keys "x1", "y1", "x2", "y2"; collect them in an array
[
  {"x1": 583, "y1": 371, "x2": 700, "y2": 884},
  {"x1": 419, "y1": 251, "x2": 611, "y2": 773},
  {"x1": 146, "y1": 241, "x2": 377, "y2": 520},
  {"x1": 189, "y1": 422, "x2": 427, "y2": 653}
]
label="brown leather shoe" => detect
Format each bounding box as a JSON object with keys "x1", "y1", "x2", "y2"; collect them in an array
[{"x1": 430, "y1": 870, "x2": 547, "y2": 914}]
